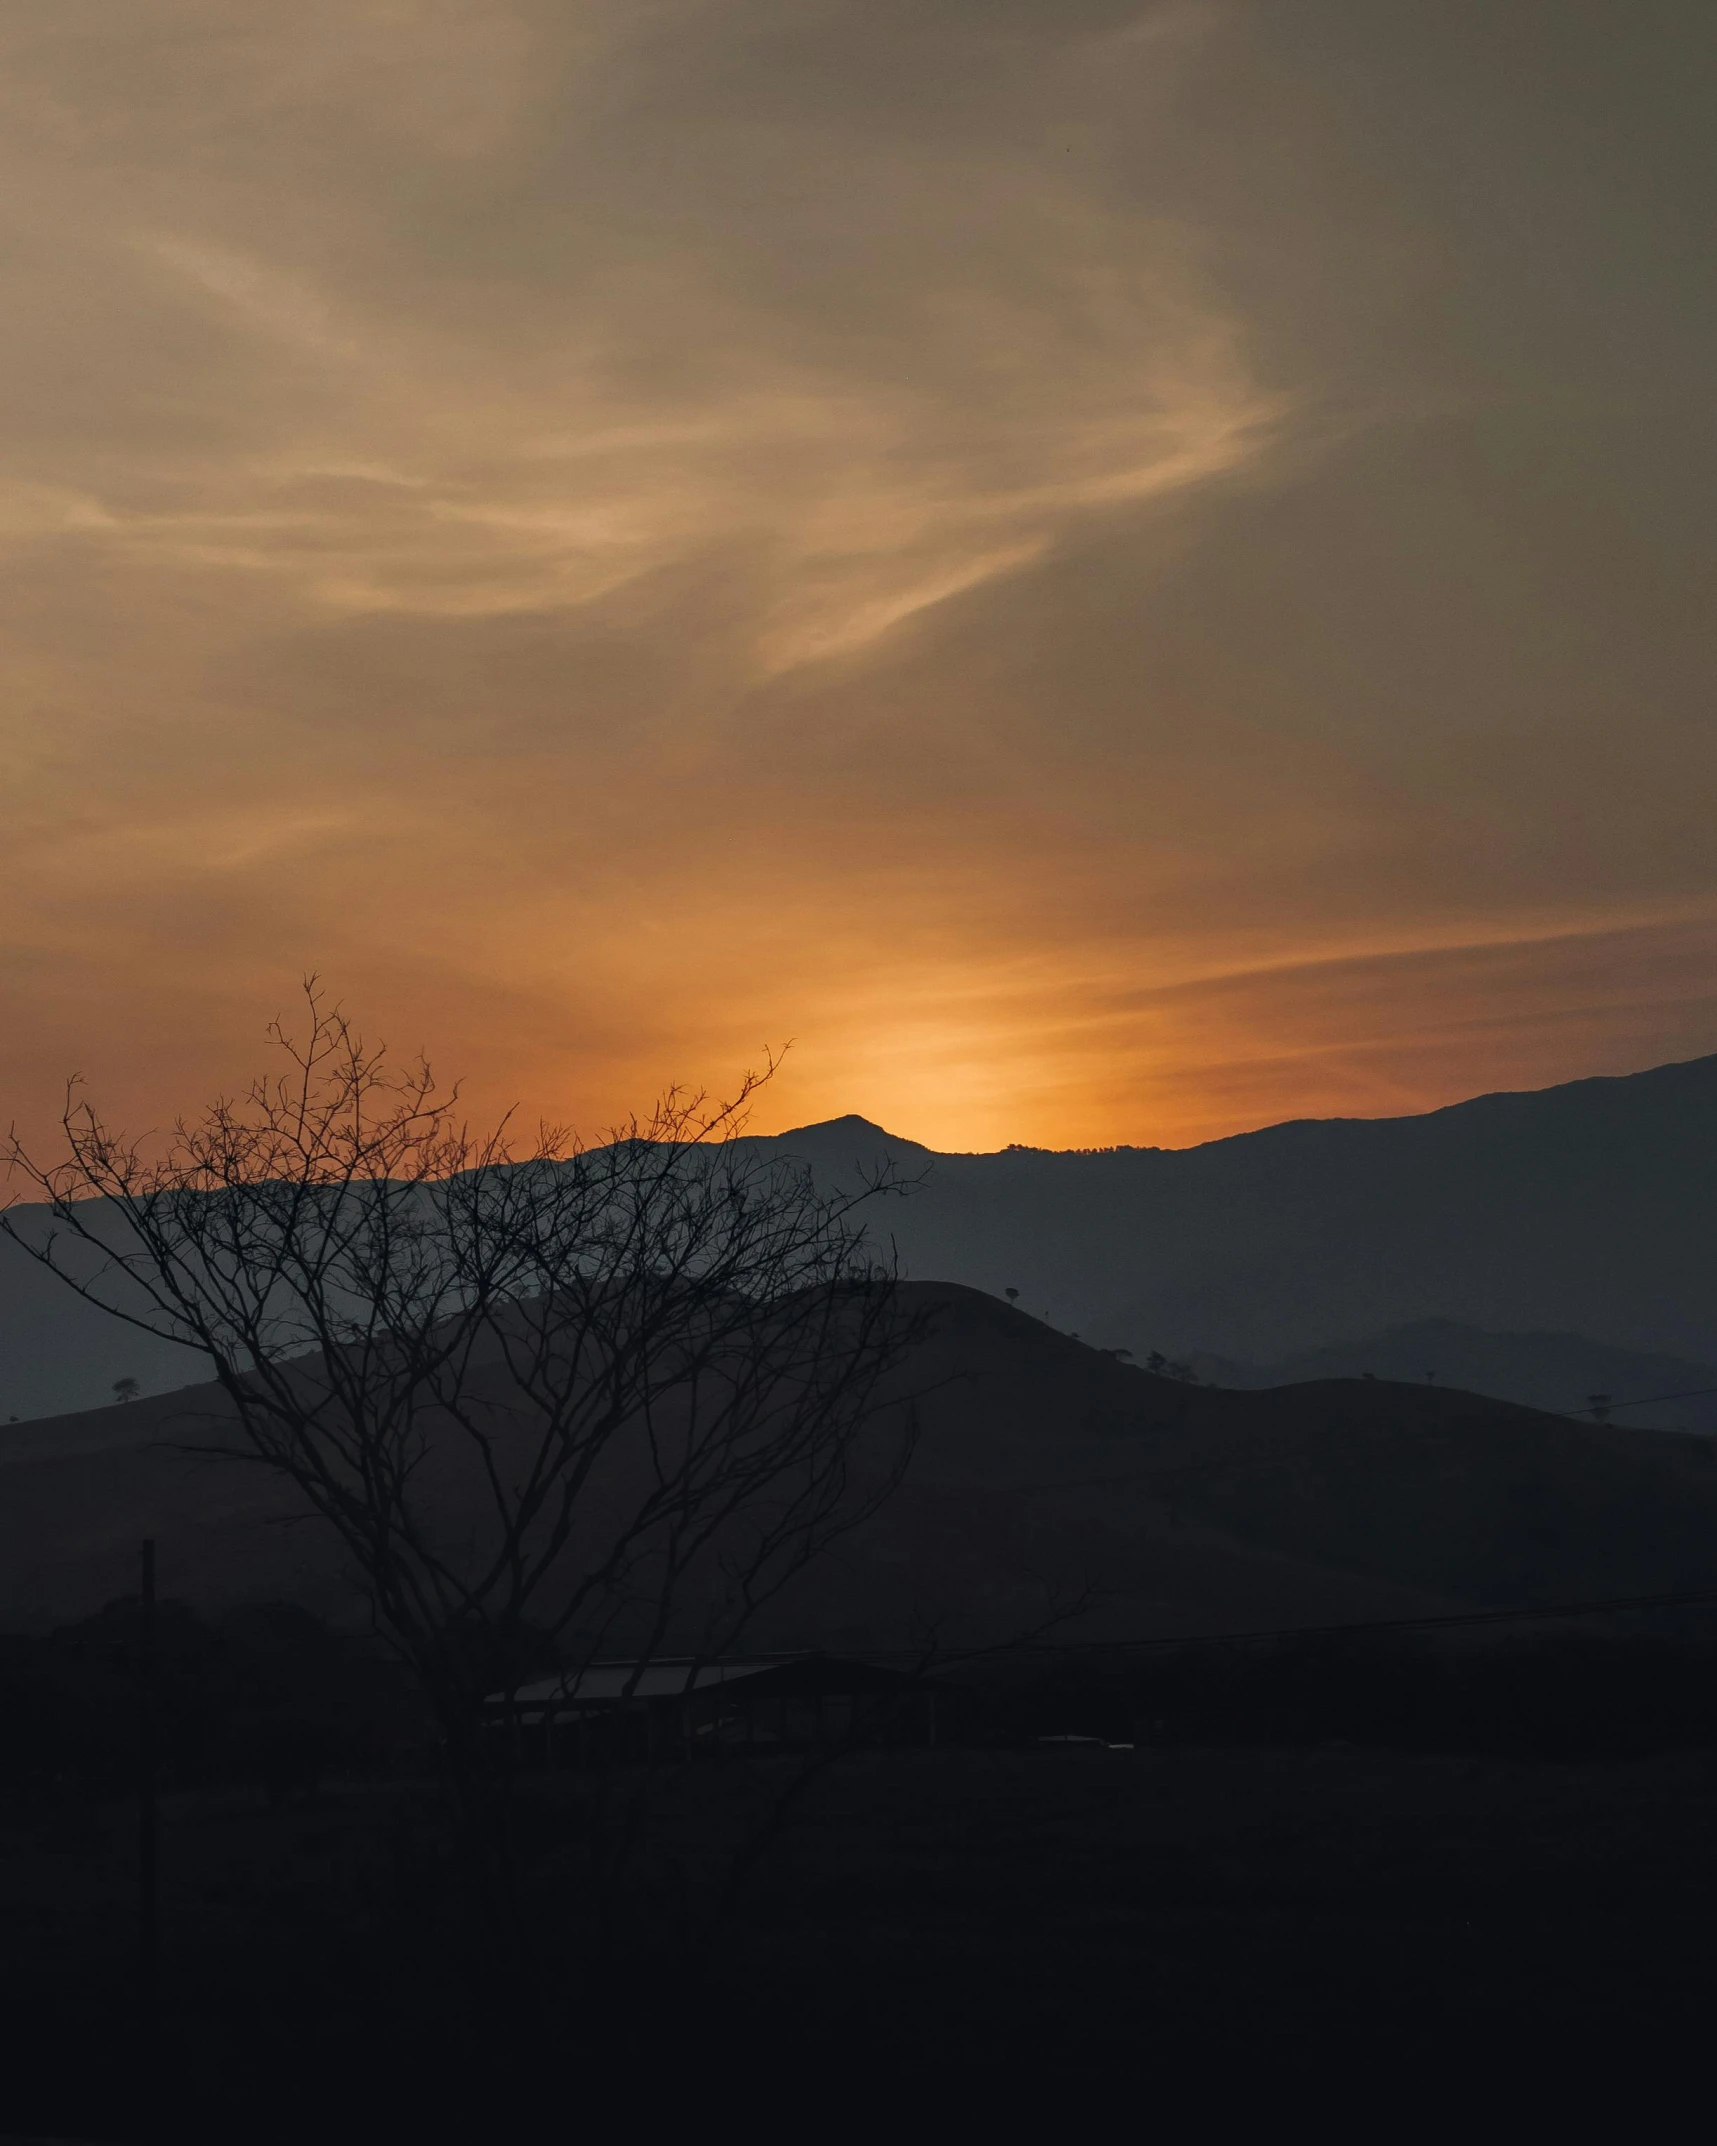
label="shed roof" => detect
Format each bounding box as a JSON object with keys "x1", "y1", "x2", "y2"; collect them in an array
[
  {"x1": 506, "y1": 1661, "x2": 773, "y2": 1706},
  {"x1": 491, "y1": 1653, "x2": 914, "y2": 1709}
]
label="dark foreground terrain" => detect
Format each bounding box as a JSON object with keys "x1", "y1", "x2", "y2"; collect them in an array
[
  {"x1": 10, "y1": 1284, "x2": 1717, "y2": 2137},
  {"x1": 7, "y1": 1632, "x2": 1717, "y2": 2140},
  {"x1": 11, "y1": 1285, "x2": 1717, "y2": 1650}
]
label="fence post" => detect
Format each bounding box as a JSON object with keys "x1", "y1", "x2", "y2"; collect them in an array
[{"x1": 138, "y1": 1537, "x2": 159, "y2": 2139}]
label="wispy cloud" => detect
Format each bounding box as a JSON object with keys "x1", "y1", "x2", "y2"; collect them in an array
[
  {"x1": 0, "y1": 5, "x2": 1280, "y2": 659},
  {"x1": 0, "y1": 0, "x2": 1712, "y2": 1152}
]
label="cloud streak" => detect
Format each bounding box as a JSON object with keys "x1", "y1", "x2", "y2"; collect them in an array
[{"x1": 0, "y1": 1, "x2": 1713, "y2": 1153}]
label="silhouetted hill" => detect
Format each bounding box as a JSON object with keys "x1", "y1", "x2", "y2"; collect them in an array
[
  {"x1": 1191, "y1": 1322, "x2": 1717, "y2": 1435},
  {"x1": 7, "y1": 1285, "x2": 1717, "y2": 1645},
  {"x1": 752, "y1": 1054, "x2": 1717, "y2": 1365}
]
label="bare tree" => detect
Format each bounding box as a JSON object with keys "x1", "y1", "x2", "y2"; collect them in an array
[{"x1": 2, "y1": 985, "x2": 924, "y2": 1915}]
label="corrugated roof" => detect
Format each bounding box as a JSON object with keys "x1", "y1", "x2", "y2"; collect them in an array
[
  {"x1": 488, "y1": 1653, "x2": 919, "y2": 1709},
  {"x1": 494, "y1": 1659, "x2": 784, "y2": 1707}
]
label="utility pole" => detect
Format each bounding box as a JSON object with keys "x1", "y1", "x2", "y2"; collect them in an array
[{"x1": 138, "y1": 1537, "x2": 159, "y2": 2139}]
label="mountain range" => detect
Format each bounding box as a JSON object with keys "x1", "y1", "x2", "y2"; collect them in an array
[
  {"x1": 751, "y1": 1050, "x2": 1717, "y2": 1374},
  {"x1": 1191, "y1": 1322, "x2": 1717, "y2": 1436},
  {"x1": 3, "y1": 1050, "x2": 1714, "y2": 1424}
]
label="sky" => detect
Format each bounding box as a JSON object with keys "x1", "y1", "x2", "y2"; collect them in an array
[{"x1": 2, "y1": 0, "x2": 1714, "y2": 1155}]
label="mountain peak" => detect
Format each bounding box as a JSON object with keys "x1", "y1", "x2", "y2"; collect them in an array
[{"x1": 771, "y1": 1114, "x2": 931, "y2": 1152}]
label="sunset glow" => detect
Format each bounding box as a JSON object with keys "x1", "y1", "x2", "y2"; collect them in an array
[{"x1": 3, "y1": 3, "x2": 1713, "y2": 1156}]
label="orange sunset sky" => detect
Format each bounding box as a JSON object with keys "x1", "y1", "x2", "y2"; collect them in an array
[{"x1": 3, "y1": 2, "x2": 1715, "y2": 1155}]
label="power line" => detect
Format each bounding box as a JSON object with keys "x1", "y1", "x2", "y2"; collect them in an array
[
  {"x1": 1567, "y1": 1384, "x2": 1717, "y2": 1417},
  {"x1": 991, "y1": 1580, "x2": 1717, "y2": 1658}
]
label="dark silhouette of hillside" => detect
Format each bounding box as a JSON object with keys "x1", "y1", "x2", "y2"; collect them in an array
[
  {"x1": 9, "y1": 1298, "x2": 1717, "y2": 2145},
  {"x1": 7, "y1": 1284, "x2": 1717, "y2": 1643},
  {"x1": 753, "y1": 1053, "x2": 1717, "y2": 1365},
  {"x1": 1192, "y1": 1320, "x2": 1717, "y2": 1433},
  {"x1": 6, "y1": 1050, "x2": 1714, "y2": 1419}
]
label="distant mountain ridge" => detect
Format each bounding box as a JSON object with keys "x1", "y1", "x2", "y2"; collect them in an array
[
  {"x1": 748, "y1": 1052, "x2": 1717, "y2": 1368},
  {"x1": 1189, "y1": 1321, "x2": 1717, "y2": 1436},
  {"x1": 3, "y1": 1051, "x2": 1714, "y2": 1419}
]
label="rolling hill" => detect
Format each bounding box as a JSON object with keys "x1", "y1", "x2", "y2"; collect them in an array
[{"x1": 6, "y1": 1285, "x2": 1717, "y2": 1648}]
